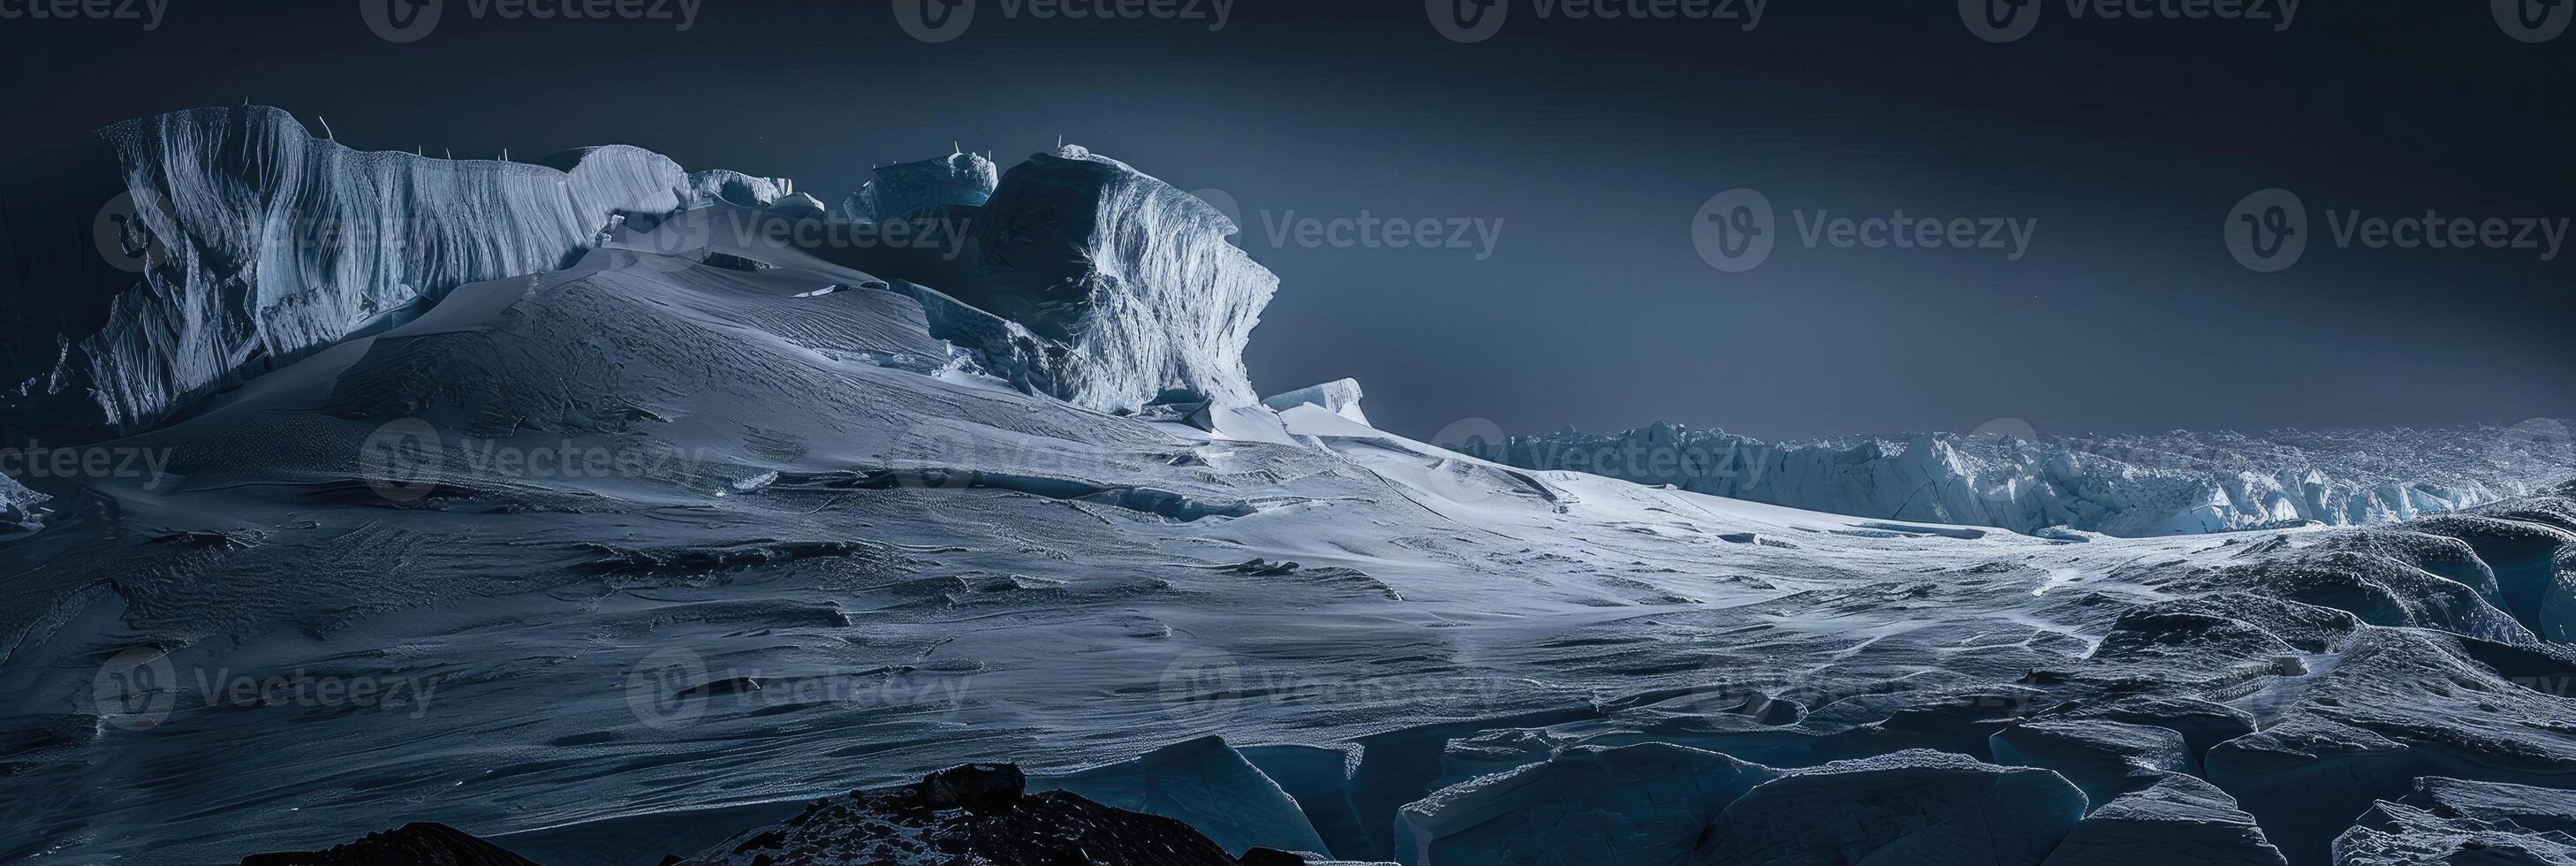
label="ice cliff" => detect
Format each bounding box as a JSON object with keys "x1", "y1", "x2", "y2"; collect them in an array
[
  {"x1": 1471, "y1": 422, "x2": 2576, "y2": 536},
  {"x1": 836, "y1": 146, "x2": 1277, "y2": 414},
  {"x1": 0, "y1": 105, "x2": 789, "y2": 442},
  {"x1": 852, "y1": 150, "x2": 998, "y2": 221}
]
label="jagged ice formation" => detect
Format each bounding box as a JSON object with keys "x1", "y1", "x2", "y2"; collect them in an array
[
  {"x1": 1471, "y1": 422, "x2": 2576, "y2": 536},
  {"x1": 0, "y1": 106, "x2": 789, "y2": 442}
]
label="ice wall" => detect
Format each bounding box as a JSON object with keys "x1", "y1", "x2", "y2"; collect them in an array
[
  {"x1": 1474, "y1": 422, "x2": 2576, "y2": 536},
  {"x1": 0, "y1": 105, "x2": 788, "y2": 442},
  {"x1": 905, "y1": 146, "x2": 1273, "y2": 413},
  {"x1": 857, "y1": 151, "x2": 997, "y2": 221}
]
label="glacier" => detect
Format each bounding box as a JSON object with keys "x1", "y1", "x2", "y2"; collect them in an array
[
  {"x1": 1468, "y1": 422, "x2": 2576, "y2": 537},
  {"x1": 4, "y1": 110, "x2": 2576, "y2": 866}
]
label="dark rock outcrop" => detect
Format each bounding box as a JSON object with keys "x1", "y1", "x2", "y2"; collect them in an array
[
  {"x1": 677, "y1": 763, "x2": 1260, "y2": 866},
  {"x1": 240, "y1": 823, "x2": 539, "y2": 866}
]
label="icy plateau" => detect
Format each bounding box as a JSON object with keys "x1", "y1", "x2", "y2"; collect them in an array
[{"x1": 0, "y1": 108, "x2": 2573, "y2": 866}]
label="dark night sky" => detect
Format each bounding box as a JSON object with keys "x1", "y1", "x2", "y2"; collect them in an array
[{"x1": 3, "y1": 0, "x2": 2568, "y2": 442}]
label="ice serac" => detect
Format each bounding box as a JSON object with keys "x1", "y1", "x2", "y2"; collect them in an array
[
  {"x1": 1471, "y1": 422, "x2": 2576, "y2": 537},
  {"x1": 0, "y1": 105, "x2": 787, "y2": 441},
  {"x1": 2333, "y1": 777, "x2": 2576, "y2": 865},
  {"x1": 1264, "y1": 379, "x2": 1369, "y2": 427},
  {"x1": 1693, "y1": 748, "x2": 2087, "y2": 865},
  {"x1": 2042, "y1": 773, "x2": 2287, "y2": 866},
  {"x1": 1393, "y1": 742, "x2": 1777, "y2": 866},
  {"x1": 1987, "y1": 719, "x2": 2191, "y2": 807},
  {"x1": 944, "y1": 146, "x2": 1274, "y2": 413},
  {"x1": 1034, "y1": 735, "x2": 1331, "y2": 857},
  {"x1": 856, "y1": 150, "x2": 998, "y2": 221}
]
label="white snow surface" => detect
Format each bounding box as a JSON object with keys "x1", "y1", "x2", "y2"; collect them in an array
[{"x1": 0, "y1": 175, "x2": 2572, "y2": 866}]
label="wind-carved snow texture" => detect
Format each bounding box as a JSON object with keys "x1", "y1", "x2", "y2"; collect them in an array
[
  {"x1": 0, "y1": 106, "x2": 789, "y2": 440},
  {"x1": 1473, "y1": 422, "x2": 2576, "y2": 537},
  {"x1": 12, "y1": 118, "x2": 2576, "y2": 866}
]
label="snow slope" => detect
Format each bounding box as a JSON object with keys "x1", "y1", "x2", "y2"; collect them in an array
[
  {"x1": 0, "y1": 143, "x2": 2572, "y2": 866},
  {"x1": 1472, "y1": 422, "x2": 2575, "y2": 537}
]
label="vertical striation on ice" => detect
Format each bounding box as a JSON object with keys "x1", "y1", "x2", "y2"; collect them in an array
[
  {"x1": 0, "y1": 105, "x2": 790, "y2": 441},
  {"x1": 953, "y1": 147, "x2": 1276, "y2": 412}
]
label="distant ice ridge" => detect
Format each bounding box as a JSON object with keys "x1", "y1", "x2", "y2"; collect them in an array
[
  {"x1": 0, "y1": 105, "x2": 789, "y2": 441},
  {"x1": 1469, "y1": 421, "x2": 2576, "y2": 536}
]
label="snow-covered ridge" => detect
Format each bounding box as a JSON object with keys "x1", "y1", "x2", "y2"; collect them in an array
[
  {"x1": 0, "y1": 105, "x2": 788, "y2": 441},
  {"x1": 1470, "y1": 421, "x2": 2576, "y2": 536}
]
